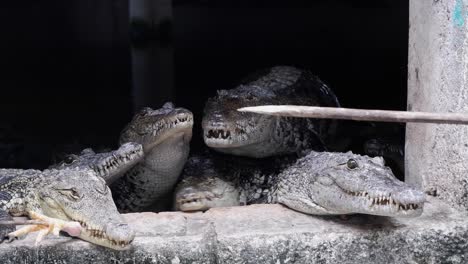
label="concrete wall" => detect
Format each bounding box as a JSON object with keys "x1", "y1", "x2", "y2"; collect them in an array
[{"x1": 407, "y1": 0, "x2": 468, "y2": 210}]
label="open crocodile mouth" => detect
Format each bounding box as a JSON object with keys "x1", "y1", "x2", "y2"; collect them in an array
[
  {"x1": 127, "y1": 112, "x2": 194, "y2": 151},
  {"x1": 206, "y1": 129, "x2": 232, "y2": 140},
  {"x1": 166, "y1": 112, "x2": 194, "y2": 129},
  {"x1": 204, "y1": 126, "x2": 251, "y2": 147},
  {"x1": 151, "y1": 113, "x2": 194, "y2": 138},
  {"x1": 92, "y1": 145, "x2": 144, "y2": 178},
  {"x1": 172, "y1": 114, "x2": 193, "y2": 126},
  {"x1": 74, "y1": 219, "x2": 134, "y2": 250},
  {"x1": 343, "y1": 189, "x2": 423, "y2": 213}
]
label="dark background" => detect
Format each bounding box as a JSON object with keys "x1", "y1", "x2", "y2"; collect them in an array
[{"x1": 0, "y1": 0, "x2": 408, "y2": 169}]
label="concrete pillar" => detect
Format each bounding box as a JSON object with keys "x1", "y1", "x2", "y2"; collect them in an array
[
  {"x1": 130, "y1": 0, "x2": 174, "y2": 111},
  {"x1": 407, "y1": 0, "x2": 468, "y2": 210}
]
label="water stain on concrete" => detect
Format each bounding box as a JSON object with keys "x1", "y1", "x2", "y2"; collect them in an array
[{"x1": 453, "y1": 0, "x2": 466, "y2": 27}]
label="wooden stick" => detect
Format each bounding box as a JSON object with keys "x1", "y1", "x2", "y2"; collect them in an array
[{"x1": 237, "y1": 105, "x2": 468, "y2": 124}]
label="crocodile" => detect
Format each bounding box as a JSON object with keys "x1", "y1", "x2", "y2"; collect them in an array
[
  {"x1": 202, "y1": 66, "x2": 341, "y2": 158},
  {"x1": 50, "y1": 142, "x2": 144, "y2": 184},
  {"x1": 0, "y1": 168, "x2": 135, "y2": 250},
  {"x1": 175, "y1": 151, "x2": 425, "y2": 217},
  {"x1": 50, "y1": 102, "x2": 193, "y2": 212},
  {"x1": 111, "y1": 102, "x2": 193, "y2": 212}
]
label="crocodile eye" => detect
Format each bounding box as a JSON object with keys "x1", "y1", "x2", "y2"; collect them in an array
[
  {"x1": 347, "y1": 159, "x2": 359, "y2": 169},
  {"x1": 64, "y1": 155, "x2": 75, "y2": 164},
  {"x1": 71, "y1": 188, "x2": 80, "y2": 198},
  {"x1": 135, "y1": 108, "x2": 151, "y2": 118},
  {"x1": 58, "y1": 188, "x2": 81, "y2": 200}
]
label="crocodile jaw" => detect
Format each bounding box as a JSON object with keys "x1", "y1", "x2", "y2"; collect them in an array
[
  {"x1": 50, "y1": 142, "x2": 144, "y2": 185},
  {"x1": 202, "y1": 120, "x2": 270, "y2": 148},
  {"x1": 74, "y1": 220, "x2": 135, "y2": 250},
  {"x1": 50, "y1": 205, "x2": 135, "y2": 250},
  {"x1": 92, "y1": 143, "x2": 144, "y2": 184},
  {"x1": 336, "y1": 187, "x2": 425, "y2": 217},
  {"x1": 328, "y1": 159, "x2": 425, "y2": 217},
  {"x1": 202, "y1": 116, "x2": 276, "y2": 158},
  {"x1": 279, "y1": 180, "x2": 425, "y2": 217},
  {"x1": 42, "y1": 205, "x2": 135, "y2": 250}
]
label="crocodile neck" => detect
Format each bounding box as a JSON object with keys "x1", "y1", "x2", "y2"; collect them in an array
[
  {"x1": 271, "y1": 116, "x2": 328, "y2": 154},
  {"x1": 226, "y1": 154, "x2": 298, "y2": 206},
  {"x1": 112, "y1": 132, "x2": 190, "y2": 212}
]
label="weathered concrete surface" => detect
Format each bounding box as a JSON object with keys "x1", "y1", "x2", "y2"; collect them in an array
[
  {"x1": 407, "y1": 0, "x2": 468, "y2": 210},
  {"x1": 0, "y1": 198, "x2": 467, "y2": 264}
]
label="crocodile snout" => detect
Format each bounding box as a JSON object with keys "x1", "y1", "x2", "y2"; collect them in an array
[{"x1": 105, "y1": 222, "x2": 135, "y2": 246}]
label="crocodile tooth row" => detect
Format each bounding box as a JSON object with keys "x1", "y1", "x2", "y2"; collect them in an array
[
  {"x1": 75, "y1": 218, "x2": 131, "y2": 248},
  {"x1": 345, "y1": 190, "x2": 420, "y2": 210},
  {"x1": 207, "y1": 129, "x2": 232, "y2": 139},
  {"x1": 148, "y1": 115, "x2": 193, "y2": 135}
]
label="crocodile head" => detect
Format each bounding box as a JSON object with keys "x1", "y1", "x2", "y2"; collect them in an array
[
  {"x1": 120, "y1": 102, "x2": 193, "y2": 152},
  {"x1": 36, "y1": 169, "x2": 135, "y2": 250},
  {"x1": 175, "y1": 176, "x2": 239, "y2": 211},
  {"x1": 51, "y1": 142, "x2": 144, "y2": 184},
  {"x1": 202, "y1": 66, "x2": 339, "y2": 158},
  {"x1": 174, "y1": 156, "x2": 240, "y2": 211},
  {"x1": 202, "y1": 85, "x2": 280, "y2": 157},
  {"x1": 277, "y1": 151, "x2": 425, "y2": 217}
]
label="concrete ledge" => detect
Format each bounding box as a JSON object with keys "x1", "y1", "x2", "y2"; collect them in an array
[{"x1": 1, "y1": 197, "x2": 467, "y2": 264}]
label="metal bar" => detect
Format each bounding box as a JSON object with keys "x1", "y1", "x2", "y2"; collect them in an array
[{"x1": 237, "y1": 105, "x2": 468, "y2": 124}]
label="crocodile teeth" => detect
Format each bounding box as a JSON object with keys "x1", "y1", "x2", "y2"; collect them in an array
[{"x1": 207, "y1": 129, "x2": 231, "y2": 140}]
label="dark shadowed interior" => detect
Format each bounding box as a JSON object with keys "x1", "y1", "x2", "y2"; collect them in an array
[{"x1": 0, "y1": 0, "x2": 408, "y2": 171}]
